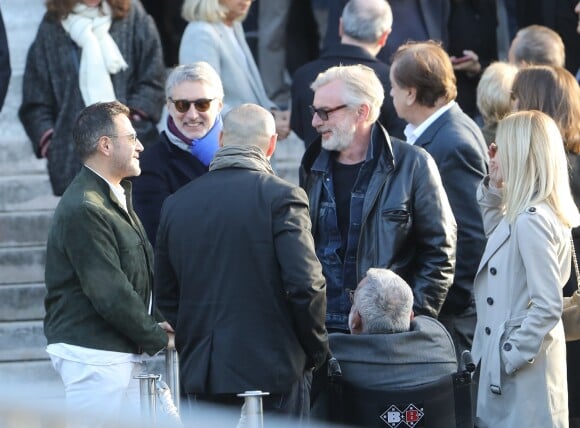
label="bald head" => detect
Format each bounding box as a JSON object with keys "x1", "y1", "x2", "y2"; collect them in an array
[{"x1": 221, "y1": 104, "x2": 277, "y2": 153}]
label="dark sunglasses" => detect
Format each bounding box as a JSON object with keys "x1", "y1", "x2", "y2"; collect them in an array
[
  {"x1": 309, "y1": 104, "x2": 348, "y2": 121},
  {"x1": 168, "y1": 97, "x2": 215, "y2": 113}
]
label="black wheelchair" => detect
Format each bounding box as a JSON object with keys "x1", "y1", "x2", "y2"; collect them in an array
[{"x1": 318, "y1": 351, "x2": 476, "y2": 428}]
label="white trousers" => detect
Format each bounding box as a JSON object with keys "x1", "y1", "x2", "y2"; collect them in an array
[{"x1": 50, "y1": 355, "x2": 143, "y2": 428}]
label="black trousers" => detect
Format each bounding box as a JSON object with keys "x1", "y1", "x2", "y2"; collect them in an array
[{"x1": 181, "y1": 370, "x2": 313, "y2": 424}]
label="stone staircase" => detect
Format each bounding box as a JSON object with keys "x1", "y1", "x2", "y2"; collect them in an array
[
  {"x1": 0, "y1": 0, "x2": 62, "y2": 396},
  {"x1": 0, "y1": 0, "x2": 305, "y2": 405}
]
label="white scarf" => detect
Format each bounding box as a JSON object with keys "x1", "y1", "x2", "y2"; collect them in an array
[{"x1": 61, "y1": 2, "x2": 128, "y2": 105}]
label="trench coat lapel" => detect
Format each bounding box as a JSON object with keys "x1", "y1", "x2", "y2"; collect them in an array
[{"x1": 476, "y1": 220, "x2": 510, "y2": 275}]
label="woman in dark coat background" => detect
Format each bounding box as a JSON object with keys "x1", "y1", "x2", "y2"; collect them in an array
[{"x1": 19, "y1": 0, "x2": 165, "y2": 196}]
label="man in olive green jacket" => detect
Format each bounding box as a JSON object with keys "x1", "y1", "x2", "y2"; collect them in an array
[{"x1": 44, "y1": 101, "x2": 173, "y2": 427}]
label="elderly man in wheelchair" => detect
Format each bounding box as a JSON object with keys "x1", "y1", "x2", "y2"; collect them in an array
[{"x1": 315, "y1": 268, "x2": 476, "y2": 428}]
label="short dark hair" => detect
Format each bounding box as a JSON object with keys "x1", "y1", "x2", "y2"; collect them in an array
[
  {"x1": 73, "y1": 101, "x2": 130, "y2": 161},
  {"x1": 391, "y1": 41, "x2": 457, "y2": 107}
]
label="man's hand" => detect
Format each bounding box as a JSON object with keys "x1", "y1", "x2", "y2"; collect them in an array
[
  {"x1": 158, "y1": 321, "x2": 176, "y2": 349},
  {"x1": 167, "y1": 332, "x2": 175, "y2": 350},
  {"x1": 450, "y1": 50, "x2": 481, "y2": 76},
  {"x1": 158, "y1": 321, "x2": 175, "y2": 333}
]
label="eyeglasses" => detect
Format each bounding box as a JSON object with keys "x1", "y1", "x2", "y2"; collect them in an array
[
  {"x1": 109, "y1": 133, "x2": 138, "y2": 145},
  {"x1": 309, "y1": 104, "x2": 348, "y2": 121},
  {"x1": 168, "y1": 97, "x2": 215, "y2": 113}
]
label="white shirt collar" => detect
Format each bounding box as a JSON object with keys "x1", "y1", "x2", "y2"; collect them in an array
[{"x1": 404, "y1": 101, "x2": 455, "y2": 145}]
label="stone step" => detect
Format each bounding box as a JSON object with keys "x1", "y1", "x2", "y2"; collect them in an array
[
  {"x1": 0, "y1": 175, "x2": 59, "y2": 212},
  {"x1": 0, "y1": 210, "x2": 53, "y2": 247},
  {"x1": 0, "y1": 360, "x2": 62, "y2": 394},
  {"x1": 0, "y1": 140, "x2": 48, "y2": 177},
  {"x1": 0, "y1": 320, "x2": 47, "y2": 362},
  {"x1": 0, "y1": 283, "x2": 45, "y2": 321},
  {"x1": 0, "y1": 245, "x2": 45, "y2": 285}
]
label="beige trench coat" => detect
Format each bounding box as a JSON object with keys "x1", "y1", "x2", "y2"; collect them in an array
[{"x1": 471, "y1": 181, "x2": 570, "y2": 427}]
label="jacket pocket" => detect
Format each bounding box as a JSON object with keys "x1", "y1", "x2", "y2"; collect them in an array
[{"x1": 382, "y1": 208, "x2": 410, "y2": 223}]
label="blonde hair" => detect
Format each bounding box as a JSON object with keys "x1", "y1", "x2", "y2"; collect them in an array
[
  {"x1": 311, "y1": 64, "x2": 384, "y2": 123},
  {"x1": 496, "y1": 110, "x2": 579, "y2": 227},
  {"x1": 182, "y1": 0, "x2": 227, "y2": 23},
  {"x1": 476, "y1": 62, "x2": 518, "y2": 125}
]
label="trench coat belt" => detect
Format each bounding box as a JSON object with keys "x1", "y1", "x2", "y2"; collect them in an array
[{"x1": 488, "y1": 313, "x2": 526, "y2": 395}]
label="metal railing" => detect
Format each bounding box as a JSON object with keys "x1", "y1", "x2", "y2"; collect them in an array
[{"x1": 136, "y1": 349, "x2": 269, "y2": 428}]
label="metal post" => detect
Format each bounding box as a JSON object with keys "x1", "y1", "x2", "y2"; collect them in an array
[
  {"x1": 165, "y1": 348, "x2": 180, "y2": 413},
  {"x1": 135, "y1": 373, "x2": 160, "y2": 427},
  {"x1": 236, "y1": 390, "x2": 270, "y2": 428}
]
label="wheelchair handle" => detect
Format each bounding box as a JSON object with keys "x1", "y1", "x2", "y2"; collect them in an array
[{"x1": 461, "y1": 350, "x2": 476, "y2": 373}]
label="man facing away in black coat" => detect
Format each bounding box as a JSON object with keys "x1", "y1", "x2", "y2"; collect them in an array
[
  {"x1": 154, "y1": 103, "x2": 329, "y2": 422},
  {"x1": 291, "y1": 0, "x2": 405, "y2": 147}
]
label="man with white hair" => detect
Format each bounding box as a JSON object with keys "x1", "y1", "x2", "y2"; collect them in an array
[
  {"x1": 330, "y1": 268, "x2": 457, "y2": 390},
  {"x1": 300, "y1": 64, "x2": 457, "y2": 333},
  {"x1": 155, "y1": 103, "x2": 329, "y2": 420}
]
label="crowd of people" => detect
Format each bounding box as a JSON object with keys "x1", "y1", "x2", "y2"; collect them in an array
[{"x1": 6, "y1": 0, "x2": 580, "y2": 426}]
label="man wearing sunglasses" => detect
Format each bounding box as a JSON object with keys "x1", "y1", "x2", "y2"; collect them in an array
[
  {"x1": 300, "y1": 64, "x2": 457, "y2": 334},
  {"x1": 132, "y1": 62, "x2": 224, "y2": 246}
]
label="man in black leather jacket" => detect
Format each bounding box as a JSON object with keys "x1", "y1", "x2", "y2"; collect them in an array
[{"x1": 300, "y1": 64, "x2": 457, "y2": 333}]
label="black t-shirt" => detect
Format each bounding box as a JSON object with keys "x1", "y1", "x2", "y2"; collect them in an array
[{"x1": 332, "y1": 158, "x2": 364, "y2": 257}]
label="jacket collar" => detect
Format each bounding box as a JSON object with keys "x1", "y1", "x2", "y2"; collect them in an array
[
  {"x1": 79, "y1": 166, "x2": 136, "y2": 220},
  {"x1": 476, "y1": 220, "x2": 510, "y2": 275},
  {"x1": 413, "y1": 103, "x2": 460, "y2": 148},
  {"x1": 301, "y1": 122, "x2": 395, "y2": 176},
  {"x1": 320, "y1": 43, "x2": 380, "y2": 64},
  {"x1": 209, "y1": 145, "x2": 274, "y2": 175}
]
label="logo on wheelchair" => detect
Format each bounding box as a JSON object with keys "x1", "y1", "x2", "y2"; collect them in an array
[{"x1": 380, "y1": 403, "x2": 425, "y2": 427}]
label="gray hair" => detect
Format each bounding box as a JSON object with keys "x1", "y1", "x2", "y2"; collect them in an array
[
  {"x1": 311, "y1": 64, "x2": 384, "y2": 123},
  {"x1": 355, "y1": 268, "x2": 413, "y2": 334},
  {"x1": 342, "y1": 0, "x2": 393, "y2": 44},
  {"x1": 510, "y1": 25, "x2": 565, "y2": 68},
  {"x1": 181, "y1": 0, "x2": 227, "y2": 23},
  {"x1": 165, "y1": 62, "x2": 224, "y2": 99},
  {"x1": 221, "y1": 104, "x2": 275, "y2": 152},
  {"x1": 73, "y1": 101, "x2": 129, "y2": 161}
]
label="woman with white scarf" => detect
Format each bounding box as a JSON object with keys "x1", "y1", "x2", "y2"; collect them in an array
[{"x1": 19, "y1": 0, "x2": 165, "y2": 196}]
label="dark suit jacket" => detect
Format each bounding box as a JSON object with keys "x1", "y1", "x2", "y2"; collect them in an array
[
  {"x1": 155, "y1": 151, "x2": 329, "y2": 394},
  {"x1": 132, "y1": 132, "x2": 207, "y2": 246},
  {"x1": 414, "y1": 104, "x2": 487, "y2": 314},
  {"x1": 448, "y1": 0, "x2": 498, "y2": 118},
  {"x1": 290, "y1": 44, "x2": 405, "y2": 147},
  {"x1": 324, "y1": 0, "x2": 450, "y2": 64}
]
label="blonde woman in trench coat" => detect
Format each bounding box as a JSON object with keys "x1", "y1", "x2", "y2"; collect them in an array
[{"x1": 471, "y1": 111, "x2": 580, "y2": 427}]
